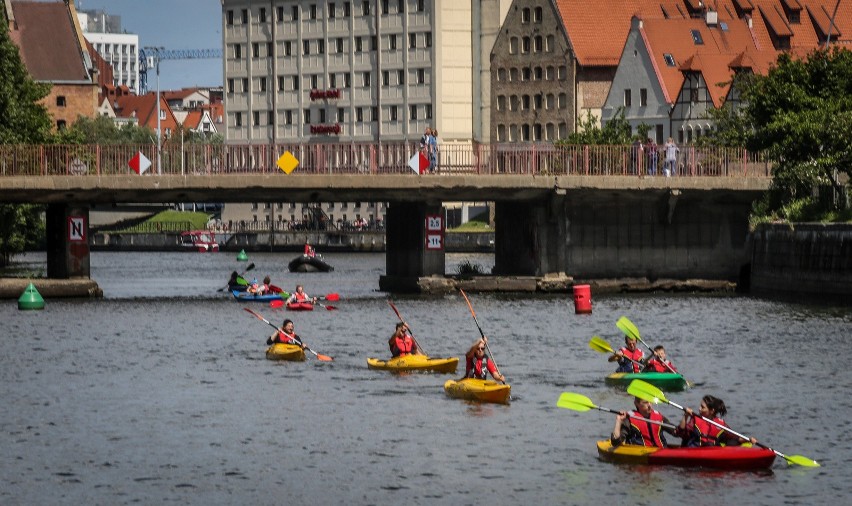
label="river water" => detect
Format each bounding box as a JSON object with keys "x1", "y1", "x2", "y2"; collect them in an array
[{"x1": 1, "y1": 252, "x2": 849, "y2": 505}]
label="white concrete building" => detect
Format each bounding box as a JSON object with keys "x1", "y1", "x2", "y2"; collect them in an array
[
  {"x1": 220, "y1": 0, "x2": 510, "y2": 147},
  {"x1": 77, "y1": 10, "x2": 141, "y2": 94}
]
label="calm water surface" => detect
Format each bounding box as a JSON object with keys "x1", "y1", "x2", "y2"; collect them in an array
[{"x1": 1, "y1": 252, "x2": 849, "y2": 505}]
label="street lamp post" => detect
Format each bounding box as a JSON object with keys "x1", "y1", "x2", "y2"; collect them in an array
[{"x1": 144, "y1": 46, "x2": 164, "y2": 175}]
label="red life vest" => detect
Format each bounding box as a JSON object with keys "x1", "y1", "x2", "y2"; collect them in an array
[
  {"x1": 629, "y1": 410, "x2": 667, "y2": 447},
  {"x1": 691, "y1": 416, "x2": 729, "y2": 446},
  {"x1": 619, "y1": 347, "x2": 644, "y2": 372},
  {"x1": 276, "y1": 330, "x2": 300, "y2": 345},
  {"x1": 391, "y1": 335, "x2": 415, "y2": 356},
  {"x1": 466, "y1": 356, "x2": 491, "y2": 379},
  {"x1": 646, "y1": 358, "x2": 677, "y2": 373},
  {"x1": 295, "y1": 292, "x2": 309, "y2": 302}
]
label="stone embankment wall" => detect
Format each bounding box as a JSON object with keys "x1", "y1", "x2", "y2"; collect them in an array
[{"x1": 750, "y1": 223, "x2": 852, "y2": 304}]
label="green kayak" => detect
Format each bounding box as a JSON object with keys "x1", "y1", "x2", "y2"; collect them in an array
[{"x1": 605, "y1": 372, "x2": 687, "y2": 392}]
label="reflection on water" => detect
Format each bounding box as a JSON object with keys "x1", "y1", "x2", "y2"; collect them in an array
[{"x1": 0, "y1": 252, "x2": 849, "y2": 504}]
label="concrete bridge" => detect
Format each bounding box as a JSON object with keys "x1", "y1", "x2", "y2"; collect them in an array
[{"x1": 0, "y1": 142, "x2": 771, "y2": 290}]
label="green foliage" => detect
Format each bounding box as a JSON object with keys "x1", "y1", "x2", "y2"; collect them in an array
[
  {"x1": 53, "y1": 115, "x2": 157, "y2": 145},
  {"x1": 449, "y1": 220, "x2": 491, "y2": 232},
  {"x1": 456, "y1": 260, "x2": 485, "y2": 276},
  {"x1": 556, "y1": 109, "x2": 634, "y2": 145},
  {"x1": 0, "y1": 12, "x2": 53, "y2": 143},
  {"x1": 742, "y1": 48, "x2": 852, "y2": 218},
  {"x1": 0, "y1": 204, "x2": 44, "y2": 266},
  {"x1": 149, "y1": 210, "x2": 213, "y2": 230}
]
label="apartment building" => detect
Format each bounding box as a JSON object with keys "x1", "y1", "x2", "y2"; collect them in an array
[
  {"x1": 77, "y1": 9, "x2": 141, "y2": 94},
  {"x1": 220, "y1": 0, "x2": 510, "y2": 146}
]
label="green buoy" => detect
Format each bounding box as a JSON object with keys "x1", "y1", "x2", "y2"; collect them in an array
[
  {"x1": 18, "y1": 282, "x2": 45, "y2": 310},
  {"x1": 237, "y1": 249, "x2": 248, "y2": 261}
]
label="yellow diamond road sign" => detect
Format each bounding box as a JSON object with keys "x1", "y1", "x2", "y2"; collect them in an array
[{"x1": 276, "y1": 151, "x2": 299, "y2": 174}]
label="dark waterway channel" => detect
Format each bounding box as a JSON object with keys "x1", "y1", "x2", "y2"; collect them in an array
[{"x1": 1, "y1": 252, "x2": 849, "y2": 505}]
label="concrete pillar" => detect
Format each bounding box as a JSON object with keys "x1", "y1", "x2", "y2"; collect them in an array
[
  {"x1": 494, "y1": 195, "x2": 567, "y2": 276},
  {"x1": 46, "y1": 204, "x2": 90, "y2": 278},
  {"x1": 379, "y1": 201, "x2": 445, "y2": 291}
]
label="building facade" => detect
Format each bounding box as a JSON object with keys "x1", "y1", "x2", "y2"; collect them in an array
[
  {"x1": 220, "y1": 0, "x2": 509, "y2": 147},
  {"x1": 77, "y1": 9, "x2": 141, "y2": 94}
]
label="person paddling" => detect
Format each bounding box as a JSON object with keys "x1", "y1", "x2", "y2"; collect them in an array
[
  {"x1": 267, "y1": 319, "x2": 306, "y2": 349},
  {"x1": 286, "y1": 285, "x2": 317, "y2": 305},
  {"x1": 388, "y1": 321, "x2": 423, "y2": 358},
  {"x1": 644, "y1": 345, "x2": 677, "y2": 373},
  {"x1": 677, "y1": 395, "x2": 757, "y2": 447},
  {"x1": 612, "y1": 396, "x2": 676, "y2": 448},
  {"x1": 608, "y1": 335, "x2": 644, "y2": 372},
  {"x1": 463, "y1": 337, "x2": 505, "y2": 383}
]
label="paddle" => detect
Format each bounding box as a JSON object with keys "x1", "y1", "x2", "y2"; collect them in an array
[
  {"x1": 387, "y1": 298, "x2": 427, "y2": 355},
  {"x1": 616, "y1": 316, "x2": 691, "y2": 384},
  {"x1": 459, "y1": 289, "x2": 506, "y2": 384},
  {"x1": 243, "y1": 307, "x2": 333, "y2": 362},
  {"x1": 218, "y1": 263, "x2": 256, "y2": 292},
  {"x1": 627, "y1": 379, "x2": 819, "y2": 467},
  {"x1": 557, "y1": 392, "x2": 677, "y2": 430},
  {"x1": 589, "y1": 336, "x2": 644, "y2": 368}
]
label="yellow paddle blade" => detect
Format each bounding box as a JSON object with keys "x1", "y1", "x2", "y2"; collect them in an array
[
  {"x1": 783, "y1": 454, "x2": 821, "y2": 467},
  {"x1": 616, "y1": 316, "x2": 642, "y2": 342},
  {"x1": 589, "y1": 336, "x2": 615, "y2": 354},
  {"x1": 556, "y1": 392, "x2": 595, "y2": 412},
  {"x1": 627, "y1": 379, "x2": 668, "y2": 404}
]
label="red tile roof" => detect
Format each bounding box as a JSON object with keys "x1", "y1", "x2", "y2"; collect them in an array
[
  {"x1": 9, "y1": 1, "x2": 89, "y2": 81},
  {"x1": 114, "y1": 94, "x2": 178, "y2": 131}
]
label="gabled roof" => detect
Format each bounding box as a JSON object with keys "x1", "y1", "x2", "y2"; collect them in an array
[
  {"x1": 9, "y1": 0, "x2": 89, "y2": 82},
  {"x1": 183, "y1": 110, "x2": 203, "y2": 129},
  {"x1": 163, "y1": 88, "x2": 208, "y2": 101},
  {"x1": 113, "y1": 93, "x2": 177, "y2": 130}
]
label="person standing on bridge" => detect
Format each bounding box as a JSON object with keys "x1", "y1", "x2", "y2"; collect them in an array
[{"x1": 664, "y1": 137, "x2": 679, "y2": 177}]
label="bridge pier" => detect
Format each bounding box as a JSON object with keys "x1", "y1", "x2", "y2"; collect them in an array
[
  {"x1": 379, "y1": 201, "x2": 445, "y2": 292},
  {"x1": 46, "y1": 204, "x2": 91, "y2": 278},
  {"x1": 494, "y1": 195, "x2": 568, "y2": 276}
]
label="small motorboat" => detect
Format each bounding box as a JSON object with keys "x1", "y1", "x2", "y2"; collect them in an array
[
  {"x1": 605, "y1": 372, "x2": 687, "y2": 391},
  {"x1": 288, "y1": 254, "x2": 334, "y2": 273},
  {"x1": 266, "y1": 343, "x2": 306, "y2": 361},
  {"x1": 179, "y1": 230, "x2": 219, "y2": 252},
  {"x1": 443, "y1": 378, "x2": 511, "y2": 404},
  {"x1": 595, "y1": 440, "x2": 776, "y2": 470},
  {"x1": 367, "y1": 355, "x2": 459, "y2": 373}
]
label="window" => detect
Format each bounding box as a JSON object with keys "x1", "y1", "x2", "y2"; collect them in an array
[
  {"x1": 242, "y1": 78, "x2": 248, "y2": 92},
  {"x1": 362, "y1": 1, "x2": 370, "y2": 15},
  {"x1": 425, "y1": 33, "x2": 431, "y2": 47},
  {"x1": 233, "y1": 44, "x2": 242, "y2": 59},
  {"x1": 344, "y1": 73, "x2": 351, "y2": 88},
  {"x1": 259, "y1": 7, "x2": 266, "y2": 22},
  {"x1": 522, "y1": 68, "x2": 531, "y2": 81},
  {"x1": 336, "y1": 38, "x2": 344, "y2": 53},
  {"x1": 417, "y1": 68, "x2": 425, "y2": 84},
  {"x1": 235, "y1": 112, "x2": 242, "y2": 127},
  {"x1": 277, "y1": 76, "x2": 284, "y2": 91},
  {"x1": 534, "y1": 67, "x2": 543, "y2": 80},
  {"x1": 284, "y1": 41, "x2": 292, "y2": 56},
  {"x1": 227, "y1": 10, "x2": 234, "y2": 25},
  {"x1": 253, "y1": 111, "x2": 260, "y2": 126},
  {"x1": 410, "y1": 105, "x2": 418, "y2": 119},
  {"x1": 522, "y1": 37, "x2": 531, "y2": 53},
  {"x1": 330, "y1": 73, "x2": 337, "y2": 88},
  {"x1": 497, "y1": 95, "x2": 505, "y2": 111},
  {"x1": 277, "y1": 6, "x2": 284, "y2": 21},
  {"x1": 425, "y1": 104, "x2": 432, "y2": 119},
  {"x1": 355, "y1": 37, "x2": 363, "y2": 52},
  {"x1": 318, "y1": 40, "x2": 325, "y2": 54},
  {"x1": 389, "y1": 34, "x2": 397, "y2": 50},
  {"x1": 372, "y1": 106, "x2": 378, "y2": 122},
  {"x1": 382, "y1": 0, "x2": 389, "y2": 14},
  {"x1": 228, "y1": 78, "x2": 234, "y2": 93},
  {"x1": 624, "y1": 89, "x2": 632, "y2": 107},
  {"x1": 521, "y1": 8, "x2": 530, "y2": 23},
  {"x1": 371, "y1": 36, "x2": 378, "y2": 50},
  {"x1": 320, "y1": 109, "x2": 326, "y2": 123},
  {"x1": 534, "y1": 7, "x2": 542, "y2": 21},
  {"x1": 267, "y1": 42, "x2": 273, "y2": 57},
  {"x1": 241, "y1": 9, "x2": 248, "y2": 23},
  {"x1": 356, "y1": 107, "x2": 363, "y2": 121},
  {"x1": 310, "y1": 74, "x2": 318, "y2": 88},
  {"x1": 691, "y1": 30, "x2": 704, "y2": 45},
  {"x1": 522, "y1": 95, "x2": 530, "y2": 110},
  {"x1": 417, "y1": 0, "x2": 425, "y2": 11},
  {"x1": 285, "y1": 110, "x2": 293, "y2": 124},
  {"x1": 292, "y1": 6, "x2": 299, "y2": 20},
  {"x1": 522, "y1": 124, "x2": 530, "y2": 141},
  {"x1": 293, "y1": 76, "x2": 300, "y2": 90},
  {"x1": 56, "y1": 96, "x2": 66, "y2": 107},
  {"x1": 397, "y1": 69, "x2": 404, "y2": 85},
  {"x1": 382, "y1": 70, "x2": 389, "y2": 86},
  {"x1": 546, "y1": 35, "x2": 554, "y2": 52},
  {"x1": 57, "y1": 120, "x2": 66, "y2": 130},
  {"x1": 337, "y1": 108, "x2": 344, "y2": 122},
  {"x1": 259, "y1": 77, "x2": 267, "y2": 92},
  {"x1": 329, "y1": 3, "x2": 336, "y2": 18},
  {"x1": 310, "y1": 4, "x2": 317, "y2": 19},
  {"x1": 304, "y1": 40, "x2": 311, "y2": 55},
  {"x1": 363, "y1": 72, "x2": 371, "y2": 87},
  {"x1": 390, "y1": 105, "x2": 397, "y2": 121},
  {"x1": 252, "y1": 43, "x2": 259, "y2": 58},
  {"x1": 690, "y1": 87, "x2": 699, "y2": 103},
  {"x1": 640, "y1": 89, "x2": 647, "y2": 107},
  {"x1": 344, "y1": 2, "x2": 351, "y2": 16},
  {"x1": 534, "y1": 94, "x2": 542, "y2": 109},
  {"x1": 534, "y1": 36, "x2": 543, "y2": 52},
  {"x1": 664, "y1": 53, "x2": 676, "y2": 67},
  {"x1": 304, "y1": 109, "x2": 311, "y2": 124},
  {"x1": 409, "y1": 33, "x2": 417, "y2": 49}
]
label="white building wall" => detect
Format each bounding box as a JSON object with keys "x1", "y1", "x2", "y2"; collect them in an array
[{"x1": 81, "y1": 31, "x2": 141, "y2": 94}]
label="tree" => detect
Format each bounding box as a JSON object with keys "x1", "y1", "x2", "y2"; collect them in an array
[
  {"x1": 740, "y1": 48, "x2": 852, "y2": 219},
  {"x1": 0, "y1": 12, "x2": 53, "y2": 266},
  {"x1": 54, "y1": 115, "x2": 157, "y2": 144},
  {"x1": 556, "y1": 108, "x2": 641, "y2": 146}
]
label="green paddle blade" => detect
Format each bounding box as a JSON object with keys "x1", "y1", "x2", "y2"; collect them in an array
[
  {"x1": 782, "y1": 454, "x2": 821, "y2": 467},
  {"x1": 616, "y1": 316, "x2": 642, "y2": 342},
  {"x1": 589, "y1": 336, "x2": 615, "y2": 354},
  {"x1": 556, "y1": 392, "x2": 595, "y2": 412},
  {"x1": 627, "y1": 379, "x2": 668, "y2": 404}
]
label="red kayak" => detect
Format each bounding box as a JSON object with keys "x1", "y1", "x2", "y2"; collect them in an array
[
  {"x1": 596, "y1": 440, "x2": 776, "y2": 470},
  {"x1": 286, "y1": 302, "x2": 314, "y2": 311}
]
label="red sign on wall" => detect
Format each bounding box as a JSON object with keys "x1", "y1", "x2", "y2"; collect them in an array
[
  {"x1": 309, "y1": 88, "x2": 342, "y2": 100},
  {"x1": 310, "y1": 123, "x2": 341, "y2": 135},
  {"x1": 425, "y1": 214, "x2": 444, "y2": 250}
]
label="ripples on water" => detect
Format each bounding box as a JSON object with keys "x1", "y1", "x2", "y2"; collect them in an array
[{"x1": 1, "y1": 252, "x2": 850, "y2": 505}]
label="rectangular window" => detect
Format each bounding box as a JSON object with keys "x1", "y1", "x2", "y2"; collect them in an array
[
  {"x1": 382, "y1": 0, "x2": 389, "y2": 14},
  {"x1": 664, "y1": 53, "x2": 676, "y2": 67},
  {"x1": 259, "y1": 77, "x2": 267, "y2": 92},
  {"x1": 234, "y1": 44, "x2": 242, "y2": 59},
  {"x1": 344, "y1": 2, "x2": 351, "y2": 16},
  {"x1": 330, "y1": 73, "x2": 337, "y2": 88},
  {"x1": 344, "y1": 73, "x2": 351, "y2": 88},
  {"x1": 382, "y1": 70, "x2": 389, "y2": 86},
  {"x1": 389, "y1": 34, "x2": 397, "y2": 50},
  {"x1": 362, "y1": 1, "x2": 370, "y2": 15},
  {"x1": 292, "y1": 6, "x2": 299, "y2": 20},
  {"x1": 259, "y1": 7, "x2": 266, "y2": 22},
  {"x1": 363, "y1": 72, "x2": 371, "y2": 87},
  {"x1": 337, "y1": 108, "x2": 344, "y2": 122},
  {"x1": 293, "y1": 76, "x2": 300, "y2": 90},
  {"x1": 336, "y1": 38, "x2": 344, "y2": 53},
  {"x1": 371, "y1": 36, "x2": 378, "y2": 50},
  {"x1": 253, "y1": 111, "x2": 260, "y2": 126},
  {"x1": 372, "y1": 106, "x2": 378, "y2": 122},
  {"x1": 409, "y1": 33, "x2": 417, "y2": 49},
  {"x1": 235, "y1": 112, "x2": 242, "y2": 127},
  {"x1": 242, "y1": 78, "x2": 249, "y2": 92},
  {"x1": 252, "y1": 43, "x2": 259, "y2": 58},
  {"x1": 241, "y1": 9, "x2": 248, "y2": 23},
  {"x1": 56, "y1": 96, "x2": 66, "y2": 107},
  {"x1": 397, "y1": 69, "x2": 404, "y2": 85},
  {"x1": 426, "y1": 33, "x2": 432, "y2": 47},
  {"x1": 355, "y1": 37, "x2": 362, "y2": 52},
  {"x1": 410, "y1": 105, "x2": 417, "y2": 120},
  {"x1": 267, "y1": 42, "x2": 273, "y2": 57},
  {"x1": 310, "y1": 4, "x2": 317, "y2": 19},
  {"x1": 329, "y1": 3, "x2": 336, "y2": 18},
  {"x1": 320, "y1": 109, "x2": 326, "y2": 123},
  {"x1": 277, "y1": 6, "x2": 284, "y2": 21},
  {"x1": 286, "y1": 110, "x2": 293, "y2": 124},
  {"x1": 425, "y1": 104, "x2": 432, "y2": 119},
  {"x1": 284, "y1": 41, "x2": 292, "y2": 56},
  {"x1": 356, "y1": 107, "x2": 363, "y2": 122},
  {"x1": 228, "y1": 78, "x2": 234, "y2": 93},
  {"x1": 304, "y1": 109, "x2": 311, "y2": 124},
  {"x1": 303, "y1": 40, "x2": 311, "y2": 55},
  {"x1": 277, "y1": 76, "x2": 284, "y2": 91},
  {"x1": 640, "y1": 88, "x2": 647, "y2": 107},
  {"x1": 318, "y1": 40, "x2": 325, "y2": 54},
  {"x1": 227, "y1": 10, "x2": 234, "y2": 25},
  {"x1": 691, "y1": 30, "x2": 704, "y2": 45},
  {"x1": 624, "y1": 89, "x2": 632, "y2": 107},
  {"x1": 390, "y1": 105, "x2": 397, "y2": 121},
  {"x1": 311, "y1": 74, "x2": 318, "y2": 89}
]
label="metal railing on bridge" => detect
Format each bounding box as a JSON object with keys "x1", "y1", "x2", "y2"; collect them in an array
[{"x1": 0, "y1": 142, "x2": 771, "y2": 178}]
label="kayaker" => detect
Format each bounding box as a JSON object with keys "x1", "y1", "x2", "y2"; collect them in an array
[
  {"x1": 611, "y1": 396, "x2": 676, "y2": 448},
  {"x1": 267, "y1": 319, "x2": 306, "y2": 349},
  {"x1": 286, "y1": 285, "x2": 317, "y2": 305},
  {"x1": 608, "y1": 335, "x2": 644, "y2": 373},
  {"x1": 677, "y1": 395, "x2": 757, "y2": 447},
  {"x1": 644, "y1": 345, "x2": 677, "y2": 373},
  {"x1": 247, "y1": 278, "x2": 263, "y2": 295},
  {"x1": 388, "y1": 322, "x2": 423, "y2": 357},
  {"x1": 304, "y1": 242, "x2": 316, "y2": 257},
  {"x1": 464, "y1": 337, "x2": 505, "y2": 383},
  {"x1": 227, "y1": 271, "x2": 245, "y2": 291}
]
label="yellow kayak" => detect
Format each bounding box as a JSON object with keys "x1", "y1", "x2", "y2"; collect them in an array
[
  {"x1": 443, "y1": 378, "x2": 511, "y2": 404},
  {"x1": 367, "y1": 355, "x2": 459, "y2": 373},
  {"x1": 265, "y1": 343, "x2": 306, "y2": 361}
]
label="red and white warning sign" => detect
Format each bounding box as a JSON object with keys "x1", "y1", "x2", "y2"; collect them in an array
[
  {"x1": 128, "y1": 151, "x2": 152, "y2": 175},
  {"x1": 68, "y1": 216, "x2": 86, "y2": 242}
]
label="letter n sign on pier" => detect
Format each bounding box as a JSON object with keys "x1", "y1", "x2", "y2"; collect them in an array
[
  {"x1": 425, "y1": 214, "x2": 444, "y2": 250},
  {"x1": 68, "y1": 216, "x2": 86, "y2": 242}
]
